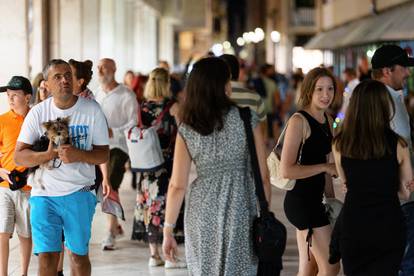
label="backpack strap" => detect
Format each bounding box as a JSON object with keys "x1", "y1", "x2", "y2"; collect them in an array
[
  {"x1": 152, "y1": 100, "x2": 174, "y2": 127},
  {"x1": 128, "y1": 100, "x2": 174, "y2": 140},
  {"x1": 137, "y1": 102, "x2": 144, "y2": 129}
]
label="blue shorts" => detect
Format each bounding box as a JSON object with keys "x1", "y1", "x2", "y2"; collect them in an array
[{"x1": 29, "y1": 191, "x2": 96, "y2": 256}]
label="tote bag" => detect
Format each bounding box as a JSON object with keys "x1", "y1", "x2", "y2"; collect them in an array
[
  {"x1": 125, "y1": 103, "x2": 172, "y2": 172},
  {"x1": 267, "y1": 113, "x2": 307, "y2": 190}
]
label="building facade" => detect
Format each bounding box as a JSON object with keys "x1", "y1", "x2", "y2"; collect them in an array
[
  {"x1": 306, "y1": 0, "x2": 414, "y2": 76},
  {"x1": 0, "y1": 0, "x2": 213, "y2": 113},
  {"x1": 265, "y1": 0, "x2": 322, "y2": 74}
]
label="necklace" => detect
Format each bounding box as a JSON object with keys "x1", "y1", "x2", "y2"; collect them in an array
[
  {"x1": 301, "y1": 110, "x2": 332, "y2": 138},
  {"x1": 318, "y1": 120, "x2": 331, "y2": 138}
]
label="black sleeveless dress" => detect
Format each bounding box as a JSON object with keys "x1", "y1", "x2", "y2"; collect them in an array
[
  {"x1": 284, "y1": 111, "x2": 332, "y2": 233},
  {"x1": 337, "y1": 131, "x2": 406, "y2": 276}
]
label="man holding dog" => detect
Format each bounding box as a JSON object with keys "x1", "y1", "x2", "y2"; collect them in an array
[
  {"x1": 0, "y1": 76, "x2": 33, "y2": 276},
  {"x1": 14, "y1": 59, "x2": 110, "y2": 276}
]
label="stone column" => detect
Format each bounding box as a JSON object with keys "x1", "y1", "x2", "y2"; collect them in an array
[
  {"x1": 82, "y1": 0, "x2": 100, "y2": 62},
  {"x1": 30, "y1": 0, "x2": 48, "y2": 77},
  {"x1": 159, "y1": 18, "x2": 175, "y2": 66},
  {"x1": 99, "y1": 0, "x2": 116, "y2": 59},
  {"x1": 59, "y1": 0, "x2": 83, "y2": 60},
  {"x1": 0, "y1": 0, "x2": 29, "y2": 113},
  {"x1": 133, "y1": 3, "x2": 158, "y2": 74}
]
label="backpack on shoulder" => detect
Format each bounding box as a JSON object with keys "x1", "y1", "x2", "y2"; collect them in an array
[{"x1": 125, "y1": 103, "x2": 172, "y2": 172}]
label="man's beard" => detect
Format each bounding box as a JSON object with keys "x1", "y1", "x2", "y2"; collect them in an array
[
  {"x1": 99, "y1": 75, "x2": 113, "y2": 85},
  {"x1": 393, "y1": 79, "x2": 406, "y2": 91}
]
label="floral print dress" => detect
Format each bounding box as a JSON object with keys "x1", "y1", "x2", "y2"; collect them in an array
[{"x1": 131, "y1": 98, "x2": 183, "y2": 243}]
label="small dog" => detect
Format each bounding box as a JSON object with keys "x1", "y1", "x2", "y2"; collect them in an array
[{"x1": 28, "y1": 117, "x2": 70, "y2": 189}]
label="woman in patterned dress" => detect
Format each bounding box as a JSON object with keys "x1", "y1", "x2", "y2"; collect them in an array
[
  {"x1": 131, "y1": 68, "x2": 185, "y2": 268},
  {"x1": 162, "y1": 57, "x2": 270, "y2": 275}
]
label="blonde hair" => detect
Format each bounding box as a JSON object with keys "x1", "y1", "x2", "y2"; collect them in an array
[{"x1": 144, "y1": 68, "x2": 170, "y2": 99}]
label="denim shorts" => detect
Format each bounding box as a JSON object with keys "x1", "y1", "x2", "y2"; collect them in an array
[{"x1": 29, "y1": 190, "x2": 96, "y2": 255}]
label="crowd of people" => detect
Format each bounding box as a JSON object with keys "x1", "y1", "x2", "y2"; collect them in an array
[{"x1": 0, "y1": 44, "x2": 414, "y2": 276}]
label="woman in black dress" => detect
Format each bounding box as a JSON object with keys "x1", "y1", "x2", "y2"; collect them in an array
[
  {"x1": 281, "y1": 67, "x2": 340, "y2": 275},
  {"x1": 332, "y1": 80, "x2": 412, "y2": 275}
]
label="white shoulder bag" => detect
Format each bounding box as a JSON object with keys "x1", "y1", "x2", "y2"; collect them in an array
[
  {"x1": 266, "y1": 112, "x2": 308, "y2": 190},
  {"x1": 125, "y1": 103, "x2": 172, "y2": 172}
]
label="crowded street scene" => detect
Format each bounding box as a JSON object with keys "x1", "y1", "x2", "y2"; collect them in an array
[{"x1": 1, "y1": 0, "x2": 414, "y2": 275}]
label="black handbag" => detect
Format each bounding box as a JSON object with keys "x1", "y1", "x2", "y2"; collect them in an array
[
  {"x1": 239, "y1": 107, "x2": 287, "y2": 275},
  {"x1": 0, "y1": 169, "x2": 28, "y2": 191},
  {"x1": 9, "y1": 170, "x2": 28, "y2": 191}
]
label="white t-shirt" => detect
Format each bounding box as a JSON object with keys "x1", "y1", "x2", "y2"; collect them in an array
[
  {"x1": 18, "y1": 97, "x2": 109, "y2": 197},
  {"x1": 387, "y1": 85, "x2": 412, "y2": 150},
  {"x1": 95, "y1": 84, "x2": 138, "y2": 154}
]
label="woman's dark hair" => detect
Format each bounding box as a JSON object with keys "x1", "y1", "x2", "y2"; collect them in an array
[
  {"x1": 333, "y1": 79, "x2": 405, "y2": 159},
  {"x1": 68, "y1": 59, "x2": 93, "y2": 91},
  {"x1": 219, "y1": 54, "x2": 239, "y2": 81},
  {"x1": 180, "y1": 57, "x2": 232, "y2": 136}
]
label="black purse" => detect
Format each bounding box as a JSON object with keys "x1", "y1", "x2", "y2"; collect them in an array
[
  {"x1": 239, "y1": 107, "x2": 287, "y2": 275},
  {"x1": 9, "y1": 170, "x2": 28, "y2": 191},
  {"x1": 0, "y1": 170, "x2": 28, "y2": 191}
]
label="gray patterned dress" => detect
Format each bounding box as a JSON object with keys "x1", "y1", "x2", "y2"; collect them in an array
[{"x1": 178, "y1": 107, "x2": 259, "y2": 276}]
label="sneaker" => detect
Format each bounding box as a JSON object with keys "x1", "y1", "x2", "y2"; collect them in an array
[
  {"x1": 101, "y1": 233, "x2": 115, "y2": 250},
  {"x1": 165, "y1": 258, "x2": 187, "y2": 269},
  {"x1": 148, "y1": 256, "x2": 165, "y2": 267}
]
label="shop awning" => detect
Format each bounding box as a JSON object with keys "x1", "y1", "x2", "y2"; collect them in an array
[
  {"x1": 305, "y1": 1, "x2": 414, "y2": 50},
  {"x1": 305, "y1": 23, "x2": 353, "y2": 49},
  {"x1": 381, "y1": 3, "x2": 414, "y2": 41}
]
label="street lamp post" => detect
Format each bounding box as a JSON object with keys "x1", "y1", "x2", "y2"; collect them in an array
[{"x1": 271, "y1": 31, "x2": 281, "y2": 69}]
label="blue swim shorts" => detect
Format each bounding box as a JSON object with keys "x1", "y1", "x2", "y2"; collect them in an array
[{"x1": 29, "y1": 191, "x2": 96, "y2": 256}]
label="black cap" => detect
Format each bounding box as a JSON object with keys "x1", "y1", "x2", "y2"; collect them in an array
[
  {"x1": 371, "y1": 45, "x2": 414, "y2": 69},
  {"x1": 0, "y1": 76, "x2": 33, "y2": 95}
]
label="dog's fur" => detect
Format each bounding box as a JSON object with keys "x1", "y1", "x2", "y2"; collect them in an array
[{"x1": 28, "y1": 117, "x2": 70, "y2": 189}]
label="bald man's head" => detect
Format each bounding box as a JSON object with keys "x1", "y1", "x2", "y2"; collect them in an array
[
  {"x1": 98, "y1": 58, "x2": 116, "y2": 85},
  {"x1": 158, "y1": 60, "x2": 170, "y2": 72}
]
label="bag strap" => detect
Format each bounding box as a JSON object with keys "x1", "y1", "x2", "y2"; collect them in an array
[
  {"x1": 128, "y1": 107, "x2": 143, "y2": 139},
  {"x1": 137, "y1": 102, "x2": 144, "y2": 129},
  {"x1": 272, "y1": 112, "x2": 308, "y2": 162},
  {"x1": 238, "y1": 107, "x2": 269, "y2": 214},
  {"x1": 136, "y1": 100, "x2": 174, "y2": 129},
  {"x1": 152, "y1": 100, "x2": 174, "y2": 128},
  {"x1": 129, "y1": 101, "x2": 174, "y2": 139}
]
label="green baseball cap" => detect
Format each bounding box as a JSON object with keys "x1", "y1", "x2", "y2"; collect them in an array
[{"x1": 0, "y1": 76, "x2": 33, "y2": 95}]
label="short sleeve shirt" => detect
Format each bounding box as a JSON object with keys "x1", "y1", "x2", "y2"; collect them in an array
[
  {"x1": 18, "y1": 97, "x2": 109, "y2": 196},
  {"x1": 0, "y1": 110, "x2": 31, "y2": 191}
]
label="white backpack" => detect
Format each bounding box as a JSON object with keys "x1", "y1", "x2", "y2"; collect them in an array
[{"x1": 125, "y1": 104, "x2": 171, "y2": 172}]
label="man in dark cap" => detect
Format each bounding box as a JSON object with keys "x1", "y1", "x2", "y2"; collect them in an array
[
  {"x1": 372, "y1": 44, "x2": 414, "y2": 146},
  {"x1": 0, "y1": 76, "x2": 33, "y2": 276},
  {"x1": 372, "y1": 44, "x2": 414, "y2": 276}
]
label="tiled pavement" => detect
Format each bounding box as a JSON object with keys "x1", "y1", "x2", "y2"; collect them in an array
[{"x1": 7, "y1": 171, "x2": 345, "y2": 276}]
